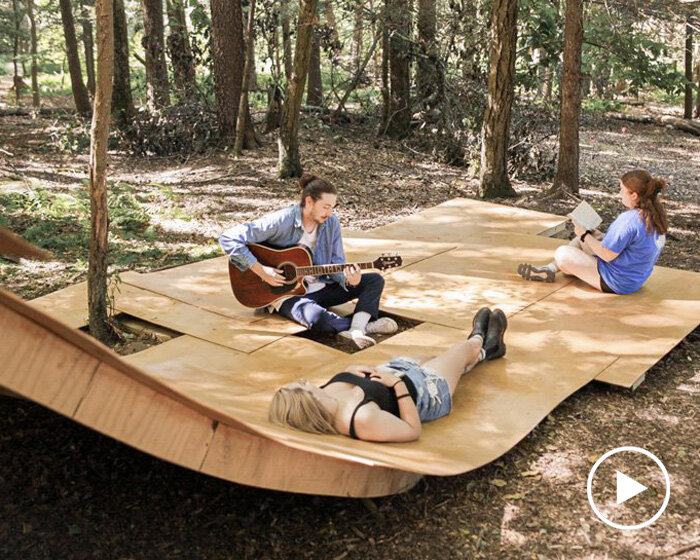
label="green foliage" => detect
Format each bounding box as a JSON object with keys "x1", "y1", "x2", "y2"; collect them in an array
[
  {"x1": 581, "y1": 98, "x2": 622, "y2": 114},
  {"x1": 48, "y1": 116, "x2": 91, "y2": 153}
]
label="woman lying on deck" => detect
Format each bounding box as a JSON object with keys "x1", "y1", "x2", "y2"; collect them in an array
[
  {"x1": 517, "y1": 169, "x2": 668, "y2": 294},
  {"x1": 269, "y1": 308, "x2": 508, "y2": 443}
]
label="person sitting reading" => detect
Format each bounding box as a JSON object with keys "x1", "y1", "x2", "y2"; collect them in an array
[
  {"x1": 269, "y1": 308, "x2": 507, "y2": 443},
  {"x1": 517, "y1": 169, "x2": 668, "y2": 294},
  {"x1": 219, "y1": 173, "x2": 397, "y2": 349}
]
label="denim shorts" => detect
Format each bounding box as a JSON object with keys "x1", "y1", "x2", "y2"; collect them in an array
[{"x1": 381, "y1": 357, "x2": 452, "y2": 423}]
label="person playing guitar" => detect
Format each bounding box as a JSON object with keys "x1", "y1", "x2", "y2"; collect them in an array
[{"x1": 219, "y1": 173, "x2": 398, "y2": 349}]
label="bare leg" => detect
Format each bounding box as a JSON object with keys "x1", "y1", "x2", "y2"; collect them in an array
[
  {"x1": 422, "y1": 338, "x2": 483, "y2": 396},
  {"x1": 568, "y1": 235, "x2": 595, "y2": 256},
  {"x1": 554, "y1": 245, "x2": 603, "y2": 290}
]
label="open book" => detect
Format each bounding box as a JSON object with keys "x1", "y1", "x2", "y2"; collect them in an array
[{"x1": 568, "y1": 200, "x2": 602, "y2": 231}]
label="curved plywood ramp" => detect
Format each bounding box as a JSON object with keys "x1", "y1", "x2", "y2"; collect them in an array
[{"x1": 0, "y1": 288, "x2": 421, "y2": 497}]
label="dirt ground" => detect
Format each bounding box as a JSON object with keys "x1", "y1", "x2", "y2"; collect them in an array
[{"x1": 0, "y1": 96, "x2": 699, "y2": 559}]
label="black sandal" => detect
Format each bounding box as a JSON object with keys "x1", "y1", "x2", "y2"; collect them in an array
[{"x1": 517, "y1": 263, "x2": 556, "y2": 283}]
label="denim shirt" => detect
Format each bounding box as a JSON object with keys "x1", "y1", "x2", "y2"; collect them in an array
[{"x1": 219, "y1": 204, "x2": 347, "y2": 287}]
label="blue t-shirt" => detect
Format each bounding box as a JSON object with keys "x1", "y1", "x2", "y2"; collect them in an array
[{"x1": 597, "y1": 209, "x2": 665, "y2": 294}]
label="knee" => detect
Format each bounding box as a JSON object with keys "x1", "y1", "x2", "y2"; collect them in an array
[
  {"x1": 554, "y1": 245, "x2": 575, "y2": 272},
  {"x1": 363, "y1": 272, "x2": 385, "y2": 290}
]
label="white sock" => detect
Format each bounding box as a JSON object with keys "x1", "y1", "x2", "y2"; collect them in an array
[
  {"x1": 545, "y1": 262, "x2": 559, "y2": 273},
  {"x1": 469, "y1": 334, "x2": 483, "y2": 344},
  {"x1": 350, "y1": 311, "x2": 371, "y2": 334}
]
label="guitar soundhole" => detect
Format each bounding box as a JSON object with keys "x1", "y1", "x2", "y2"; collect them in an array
[{"x1": 279, "y1": 262, "x2": 298, "y2": 283}]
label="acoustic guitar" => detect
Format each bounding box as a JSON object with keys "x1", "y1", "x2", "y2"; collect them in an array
[{"x1": 228, "y1": 243, "x2": 402, "y2": 308}]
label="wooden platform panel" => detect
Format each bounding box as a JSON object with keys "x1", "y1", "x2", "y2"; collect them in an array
[
  {"x1": 28, "y1": 281, "x2": 88, "y2": 329},
  {"x1": 376, "y1": 242, "x2": 572, "y2": 329},
  {"x1": 115, "y1": 284, "x2": 291, "y2": 353},
  {"x1": 364, "y1": 198, "x2": 568, "y2": 241}
]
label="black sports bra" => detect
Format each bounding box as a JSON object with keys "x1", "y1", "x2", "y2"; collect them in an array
[{"x1": 321, "y1": 372, "x2": 417, "y2": 439}]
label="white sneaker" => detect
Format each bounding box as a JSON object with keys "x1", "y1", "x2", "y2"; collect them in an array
[
  {"x1": 365, "y1": 317, "x2": 398, "y2": 335},
  {"x1": 338, "y1": 329, "x2": 377, "y2": 349}
]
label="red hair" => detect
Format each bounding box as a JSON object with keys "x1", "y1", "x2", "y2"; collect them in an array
[{"x1": 621, "y1": 169, "x2": 668, "y2": 235}]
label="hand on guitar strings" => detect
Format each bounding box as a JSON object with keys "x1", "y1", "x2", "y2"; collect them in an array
[
  {"x1": 255, "y1": 263, "x2": 285, "y2": 287},
  {"x1": 344, "y1": 264, "x2": 362, "y2": 287}
]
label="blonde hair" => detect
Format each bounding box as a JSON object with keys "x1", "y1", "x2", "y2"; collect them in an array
[{"x1": 269, "y1": 383, "x2": 338, "y2": 435}]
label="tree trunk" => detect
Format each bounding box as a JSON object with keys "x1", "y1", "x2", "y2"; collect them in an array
[
  {"x1": 112, "y1": 0, "x2": 134, "y2": 123},
  {"x1": 306, "y1": 25, "x2": 323, "y2": 106},
  {"x1": 281, "y1": 0, "x2": 293, "y2": 82},
  {"x1": 210, "y1": 0, "x2": 245, "y2": 140},
  {"x1": 696, "y1": 56, "x2": 700, "y2": 118},
  {"x1": 81, "y1": 0, "x2": 96, "y2": 96},
  {"x1": 26, "y1": 0, "x2": 40, "y2": 108},
  {"x1": 416, "y1": 0, "x2": 437, "y2": 102},
  {"x1": 478, "y1": 0, "x2": 518, "y2": 199},
  {"x1": 60, "y1": 0, "x2": 92, "y2": 115},
  {"x1": 383, "y1": 0, "x2": 411, "y2": 138},
  {"x1": 380, "y1": 6, "x2": 389, "y2": 129},
  {"x1": 142, "y1": 0, "x2": 170, "y2": 110},
  {"x1": 88, "y1": 0, "x2": 114, "y2": 343},
  {"x1": 234, "y1": 0, "x2": 257, "y2": 154},
  {"x1": 278, "y1": 0, "x2": 318, "y2": 177},
  {"x1": 324, "y1": 0, "x2": 340, "y2": 52},
  {"x1": 12, "y1": 0, "x2": 22, "y2": 105},
  {"x1": 551, "y1": 0, "x2": 583, "y2": 196},
  {"x1": 352, "y1": 1, "x2": 364, "y2": 73},
  {"x1": 684, "y1": 17, "x2": 693, "y2": 120},
  {"x1": 166, "y1": 0, "x2": 197, "y2": 100}
]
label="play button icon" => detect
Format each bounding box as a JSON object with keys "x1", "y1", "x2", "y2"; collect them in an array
[
  {"x1": 587, "y1": 446, "x2": 670, "y2": 530},
  {"x1": 616, "y1": 470, "x2": 647, "y2": 505}
]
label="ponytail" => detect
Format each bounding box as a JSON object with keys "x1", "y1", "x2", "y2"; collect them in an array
[
  {"x1": 620, "y1": 170, "x2": 668, "y2": 235},
  {"x1": 298, "y1": 173, "x2": 337, "y2": 207}
]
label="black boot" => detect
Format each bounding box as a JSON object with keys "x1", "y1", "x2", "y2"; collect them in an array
[
  {"x1": 468, "y1": 307, "x2": 490, "y2": 341},
  {"x1": 483, "y1": 309, "x2": 508, "y2": 360}
]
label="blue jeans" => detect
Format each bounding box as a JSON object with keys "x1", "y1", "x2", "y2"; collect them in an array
[
  {"x1": 278, "y1": 273, "x2": 385, "y2": 334},
  {"x1": 382, "y1": 357, "x2": 452, "y2": 422}
]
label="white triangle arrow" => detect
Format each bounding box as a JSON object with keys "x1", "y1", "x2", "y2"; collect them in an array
[{"x1": 616, "y1": 471, "x2": 648, "y2": 505}]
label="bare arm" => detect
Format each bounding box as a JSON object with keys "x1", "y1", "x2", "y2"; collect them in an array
[
  {"x1": 353, "y1": 402, "x2": 422, "y2": 442},
  {"x1": 574, "y1": 223, "x2": 619, "y2": 263}
]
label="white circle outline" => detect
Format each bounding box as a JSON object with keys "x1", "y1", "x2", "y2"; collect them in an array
[{"x1": 586, "y1": 446, "x2": 670, "y2": 531}]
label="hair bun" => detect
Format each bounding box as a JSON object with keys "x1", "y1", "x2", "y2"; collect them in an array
[
  {"x1": 298, "y1": 173, "x2": 318, "y2": 192},
  {"x1": 652, "y1": 177, "x2": 667, "y2": 194}
]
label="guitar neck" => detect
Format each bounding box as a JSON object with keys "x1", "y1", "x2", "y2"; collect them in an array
[{"x1": 296, "y1": 262, "x2": 375, "y2": 276}]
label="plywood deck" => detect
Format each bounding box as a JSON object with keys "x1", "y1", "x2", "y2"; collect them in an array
[{"x1": 7, "y1": 198, "x2": 700, "y2": 497}]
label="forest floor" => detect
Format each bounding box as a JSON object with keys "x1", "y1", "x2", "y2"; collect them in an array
[{"x1": 0, "y1": 89, "x2": 699, "y2": 559}]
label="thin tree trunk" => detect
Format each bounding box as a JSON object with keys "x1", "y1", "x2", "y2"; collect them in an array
[
  {"x1": 142, "y1": 0, "x2": 170, "y2": 110},
  {"x1": 552, "y1": 0, "x2": 583, "y2": 195},
  {"x1": 210, "y1": 0, "x2": 245, "y2": 140},
  {"x1": 26, "y1": 0, "x2": 40, "y2": 107},
  {"x1": 166, "y1": 0, "x2": 197, "y2": 100},
  {"x1": 112, "y1": 0, "x2": 134, "y2": 123},
  {"x1": 334, "y1": 31, "x2": 379, "y2": 117},
  {"x1": 234, "y1": 0, "x2": 257, "y2": 154},
  {"x1": 352, "y1": 1, "x2": 364, "y2": 73},
  {"x1": 88, "y1": 0, "x2": 114, "y2": 343},
  {"x1": 684, "y1": 17, "x2": 693, "y2": 120},
  {"x1": 324, "y1": 0, "x2": 340, "y2": 52},
  {"x1": 81, "y1": 0, "x2": 96, "y2": 96},
  {"x1": 416, "y1": 0, "x2": 437, "y2": 102},
  {"x1": 278, "y1": 0, "x2": 319, "y2": 177},
  {"x1": 383, "y1": 0, "x2": 411, "y2": 138},
  {"x1": 306, "y1": 24, "x2": 323, "y2": 106},
  {"x1": 12, "y1": 0, "x2": 22, "y2": 105},
  {"x1": 478, "y1": 0, "x2": 518, "y2": 198},
  {"x1": 59, "y1": 0, "x2": 92, "y2": 115},
  {"x1": 696, "y1": 56, "x2": 700, "y2": 118},
  {"x1": 281, "y1": 0, "x2": 293, "y2": 82},
  {"x1": 380, "y1": 6, "x2": 389, "y2": 129}
]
